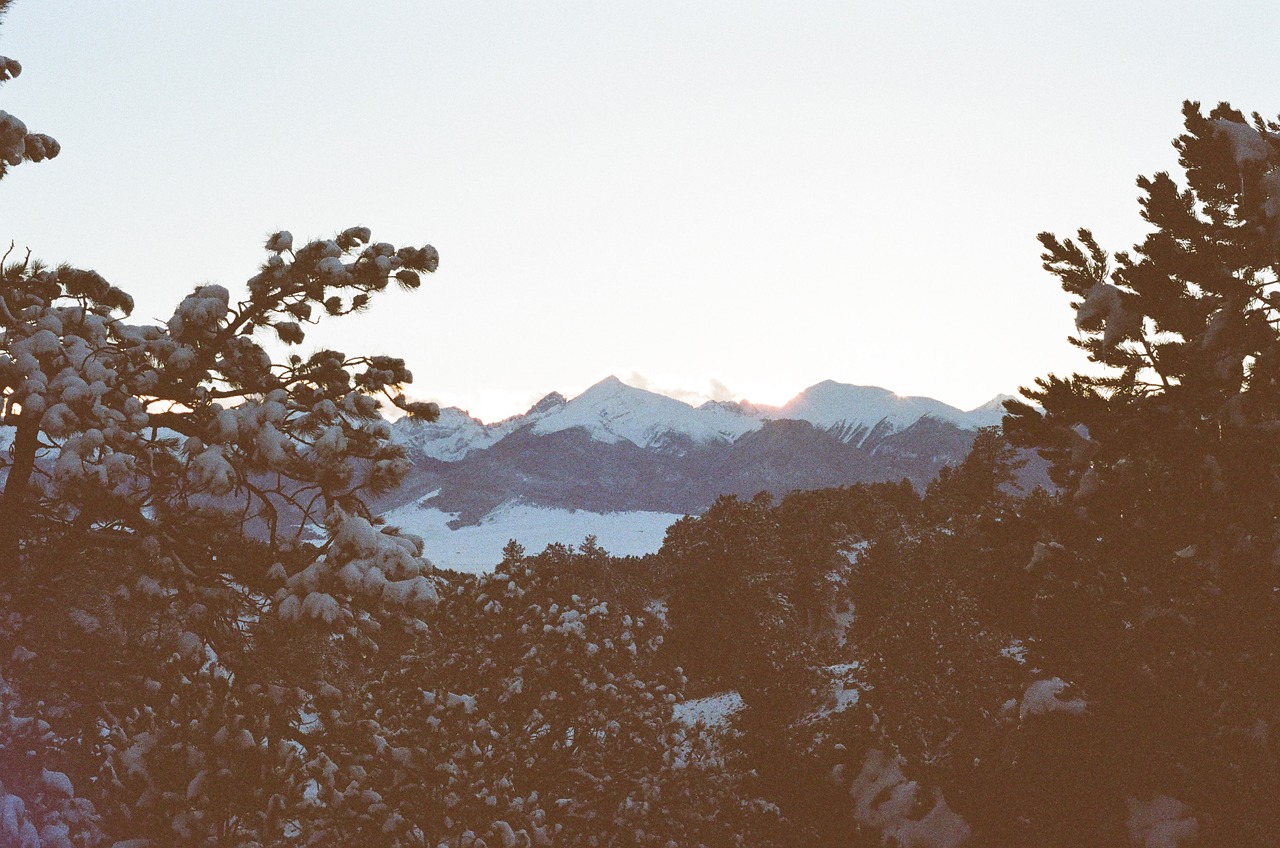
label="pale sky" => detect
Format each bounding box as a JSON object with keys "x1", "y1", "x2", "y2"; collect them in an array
[{"x1": 3, "y1": 2, "x2": 1276, "y2": 421}]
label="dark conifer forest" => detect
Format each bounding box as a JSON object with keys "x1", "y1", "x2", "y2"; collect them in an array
[{"x1": 3, "y1": 12, "x2": 1279, "y2": 846}]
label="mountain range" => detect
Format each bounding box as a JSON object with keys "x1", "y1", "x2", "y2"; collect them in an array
[
  {"x1": 380, "y1": 376, "x2": 1019, "y2": 529},
  {"x1": 0, "y1": 375, "x2": 1030, "y2": 571}
]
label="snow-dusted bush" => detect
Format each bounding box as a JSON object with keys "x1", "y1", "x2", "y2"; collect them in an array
[
  {"x1": 280, "y1": 540, "x2": 791, "y2": 848},
  {"x1": 0, "y1": 227, "x2": 439, "y2": 551},
  {"x1": 275, "y1": 508, "x2": 439, "y2": 628},
  {"x1": 92, "y1": 662, "x2": 309, "y2": 845},
  {"x1": 0, "y1": 220, "x2": 442, "y2": 845},
  {"x1": 0, "y1": 671, "x2": 104, "y2": 847}
]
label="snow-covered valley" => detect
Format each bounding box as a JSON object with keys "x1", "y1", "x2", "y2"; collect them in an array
[{"x1": 381, "y1": 498, "x2": 683, "y2": 573}]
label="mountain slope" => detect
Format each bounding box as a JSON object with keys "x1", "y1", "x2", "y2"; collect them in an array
[
  {"x1": 378, "y1": 378, "x2": 1019, "y2": 530},
  {"x1": 750, "y1": 380, "x2": 1003, "y2": 445},
  {"x1": 391, "y1": 391, "x2": 569, "y2": 461},
  {"x1": 387, "y1": 413, "x2": 988, "y2": 529},
  {"x1": 393, "y1": 376, "x2": 1010, "y2": 464},
  {"x1": 527, "y1": 376, "x2": 761, "y2": 450}
]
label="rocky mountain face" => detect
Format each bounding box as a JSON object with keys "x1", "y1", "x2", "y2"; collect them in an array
[{"x1": 380, "y1": 377, "x2": 1021, "y2": 526}]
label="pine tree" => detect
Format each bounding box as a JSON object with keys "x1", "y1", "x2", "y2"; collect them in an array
[
  {"x1": 0, "y1": 230, "x2": 444, "y2": 844},
  {"x1": 1, "y1": 38, "x2": 448, "y2": 834},
  {"x1": 0, "y1": 230, "x2": 440, "y2": 548},
  {"x1": 1004, "y1": 101, "x2": 1280, "y2": 844}
]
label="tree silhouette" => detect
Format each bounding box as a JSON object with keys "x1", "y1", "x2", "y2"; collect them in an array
[{"x1": 1005, "y1": 101, "x2": 1280, "y2": 845}]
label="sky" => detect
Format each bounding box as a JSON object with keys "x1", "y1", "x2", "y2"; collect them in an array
[{"x1": 3, "y1": 1, "x2": 1278, "y2": 422}]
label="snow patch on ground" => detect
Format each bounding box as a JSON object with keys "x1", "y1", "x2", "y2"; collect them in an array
[
  {"x1": 833, "y1": 603, "x2": 856, "y2": 648},
  {"x1": 380, "y1": 499, "x2": 683, "y2": 573},
  {"x1": 1126, "y1": 795, "x2": 1198, "y2": 848},
  {"x1": 842, "y1": 539, "x2": 872, "y2": 564},
  {"x1": 673, "y1": 691, "x2": 745, "y2": 728},
  {"x1": 809, "y1": 663, "x2": 861, "y2": 720},
  {"x1": 1000, "y1": 640, "x2": 1028, "y2": 665},
  {"x1": 1020, "y1": 677, "x2": 1086, "y2": 720},
  {"x1": 847, "y1": 748, "x2": 971, "y2": 848}
]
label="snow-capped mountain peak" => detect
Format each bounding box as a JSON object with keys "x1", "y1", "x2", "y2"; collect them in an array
[
  {"x1": 525, "y1": 391, "x2": 567, "y2": 416},
  {"x1": 391, "y1": 406, "x2": 503, "y2": 462},
  {"x1": 390, "y1": 388, "x2": 577, "y2": 462},
  {"x1": 755, "y1": 381, "x2": 981, "y2": 446},
  {"x1": 528, "y1": 375, "x2": 762, "y2": 450},
  {"x1": 392, "y1": 378, "x2": 1017, "y2": 462},
  {"x1": 963, "y1": 394, "x2": 1015, "y2": 428}
]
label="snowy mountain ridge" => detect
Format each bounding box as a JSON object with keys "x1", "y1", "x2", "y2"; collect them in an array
[
  {"x1": 392, "y1": 375, "x2": 1009, "y2": 460},
  {"x1": 528, "y1": 376, "x2": 762, "y2": 450},
  {"x1": 750, "y1": 380, "x2": 1004, "y2": 447}
]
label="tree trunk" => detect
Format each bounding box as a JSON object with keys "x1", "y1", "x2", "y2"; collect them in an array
[{"x1": 1, "y1": 411, "x2": 42, "y2": 561}]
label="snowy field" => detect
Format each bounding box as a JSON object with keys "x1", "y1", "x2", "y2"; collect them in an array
[
  {"x1": 380, "y1": 499, "x2": 684, "y2": 574},
  {"x1": 672, "y1": 691, "x2": 745, "y2": 728}
]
